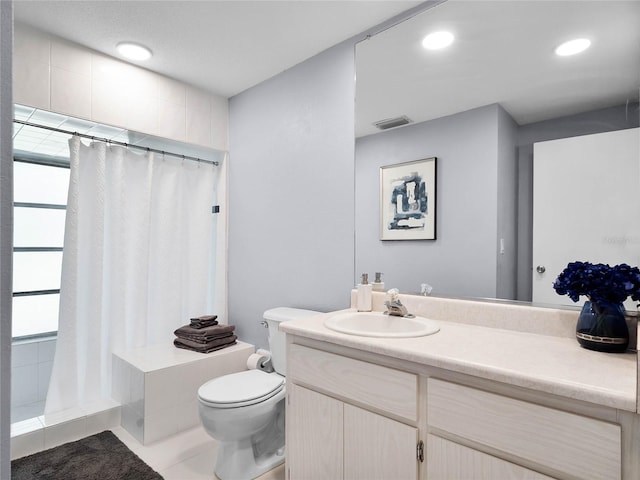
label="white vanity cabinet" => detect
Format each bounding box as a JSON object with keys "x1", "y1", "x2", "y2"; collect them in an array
[
  {"x1": 286, "y1": 343, "x2": 422, "y2": 480},
  {"x1": 426, "y1": 378, "x2": 622, "y2": 480},
  {"x1": 285, "y1": 339, "x2": 629, "y2": 480},
  {"x1": 280, "y1": 300, "x2": 638, "y2": 480}
]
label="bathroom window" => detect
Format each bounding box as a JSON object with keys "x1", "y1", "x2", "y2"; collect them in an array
[{"x1": 12, "y1": 156, "x2": 70, "y2": 339}]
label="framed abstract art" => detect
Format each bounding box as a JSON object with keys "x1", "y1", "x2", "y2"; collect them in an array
[{"x1": 380, "y1": 157, "x2": 437, "y2": 240}]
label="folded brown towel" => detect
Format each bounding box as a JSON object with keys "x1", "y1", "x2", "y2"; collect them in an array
[
  {"x1": 190, "y1": 314, "x2": 217, "y2": 322},
  {"x1": 174, "y1": 324, "x2": 235, "y2": 338},
  {"x1": 173, "y1": 335, "x2": 237, "y2": 353},
  {"x1": 190, "y1": 314, "x2": 218, "y2": 329},
  {"x1": 190, "y1": 319, "x2": 218, "y2": 329},
  {"x1": 176, "y1": 332, "x2": 234, "y2": 345}
]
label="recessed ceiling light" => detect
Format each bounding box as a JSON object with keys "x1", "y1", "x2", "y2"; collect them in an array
[
  {"x1": 116, "y1": 42, "x2": 152, "y2": 61},
  {"x1": 555, "y1": 38, "x2": 591, "y2": 56},
  {"x1": 422, "y1": 31, "x2": 454, "y2": 50}
]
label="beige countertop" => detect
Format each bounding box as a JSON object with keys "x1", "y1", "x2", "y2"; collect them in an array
[{"x1": 280, "y1": 308, "x2": 637, "y2": 412}]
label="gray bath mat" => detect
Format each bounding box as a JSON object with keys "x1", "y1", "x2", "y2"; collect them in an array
[{"x1": 11, "y1": 430, "x2": 163, "y2": 480}]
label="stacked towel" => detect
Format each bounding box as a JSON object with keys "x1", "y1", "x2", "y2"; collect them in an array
[
  {"x1": 190, "y1": 314, "x2": 218, "y2": 329},
  {"x1": 173, "y1": 318, "x2": 237, "y2": 353}
]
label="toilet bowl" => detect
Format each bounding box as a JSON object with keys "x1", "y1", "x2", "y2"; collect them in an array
[
  {"x1": 198, "y1": 307, "x2": 319, "y2": 480},
  {"x1": 199, "y1": 370, "x2": 286, "y2": 479}
]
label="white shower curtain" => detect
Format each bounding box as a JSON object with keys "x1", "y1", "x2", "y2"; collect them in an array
[{"x1": 45, "y1": 136, "x2": 218, "y2": 414}]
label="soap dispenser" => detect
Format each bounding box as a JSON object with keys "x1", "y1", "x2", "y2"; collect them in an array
[
  {"x1": 357, "y1": 273, "x2": 372, "y2": 312},
  {"x1": 372, "y1": 272, "x2": 385, "y2": 292}
]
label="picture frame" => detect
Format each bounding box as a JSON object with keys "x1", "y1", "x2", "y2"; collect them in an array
[{"x1": 380, "y1": 157, "x2": 437, "y2": 240}]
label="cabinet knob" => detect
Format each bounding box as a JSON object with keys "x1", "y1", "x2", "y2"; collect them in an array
[{"x1": 536, "y1": 265, "x2": 546, "y2": 274}]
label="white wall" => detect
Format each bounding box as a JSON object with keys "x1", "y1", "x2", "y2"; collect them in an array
[
  {"x1": 13, "y1": 22, "x2": 228, "y2": 152},
  {"x1": 0, "y1": 2, "x2": 13, "y2": 476},
  {"x1": 228, "y1": 41, "x2": 356, "y2": 348},
  {"x1": 355, "y1": 104, "x2": 513, "y2": 299}
]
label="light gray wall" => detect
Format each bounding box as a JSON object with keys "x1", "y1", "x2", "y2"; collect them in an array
[
  {"x1": 496, "y1": 106, "x2": 519, "y2": 299},
  {"x1": 228, "y1": 42, "x2": 356, "y2": 349},
  {"x1": 515, "y1": 104, "x2": 639, "y2": 301},
  {"x1": 226, "y1": 0, "x2": 442, "y2": 350},
  {"x1": 0, "y1": 1, "x2": 13, "y2": 476},
  {"x1": 355, "y1": 104, "x2": 509, "y2": 298}
]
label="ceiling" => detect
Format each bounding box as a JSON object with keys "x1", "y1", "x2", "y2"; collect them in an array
[
  {"x1": 13, "y1": 0, "x2": 422, "y2": 98},
  {"x1": 355, "y1": 0, "x2": 640, "y2": 137}
]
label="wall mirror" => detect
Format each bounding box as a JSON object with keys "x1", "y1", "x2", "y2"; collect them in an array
[{"x1": 354, "y1": 0, "x2": 640, "y2": 308}]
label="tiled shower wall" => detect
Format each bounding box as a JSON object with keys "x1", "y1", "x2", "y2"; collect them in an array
[{"x1": 11, "y1": 337, "x2": 56, "y2": 422}]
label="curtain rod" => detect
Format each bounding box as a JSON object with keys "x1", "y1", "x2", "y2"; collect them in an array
[{"x1": 13, "y1": 119, "x2": 219, "y2": 166}]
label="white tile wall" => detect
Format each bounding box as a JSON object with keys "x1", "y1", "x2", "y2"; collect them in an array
[
  {"x1": 38, "y1": 339, "x2": 56, "y2": 360},
  {"x1": 10, "y1": 425, "x2": 45, "y2": 460},
  {"x1": 50, "y1": 39, "x2": 92, "y2": 75},
  {"x1": 42, "y1": 415, "x2": 89, "y2": 449},
  {"x1": 11, "y1": 364, "x2": 38, "y2": 406},
  {"x1": 13, "y1": 22, "x2": 228, "y2": 151},
  {"x1": 13, "y1": 24, "x2": 50, "y2": 111},
  {"x1": 13, "y1": 59, "x2": 50, "y2": 113},
  {"x1": 157, "y1": 99, "x2": 187, "y2": 141},
  {"x1": 11, "y1": 338, "x2": 56, "y2": 421},
  {"x1": 51, "y1": 66, "x2": 92, "y2": 119},
  {"x1": 12, "y1": 341, "x2": 37, "y2": 368}
]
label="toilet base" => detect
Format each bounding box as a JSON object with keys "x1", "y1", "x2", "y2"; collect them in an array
[
  {"x1": 213, "y1": 408, "x2": 285, "y2": 480},
  {"x1": 215, "y1": 438, "x2": 284, "y2": 480}
]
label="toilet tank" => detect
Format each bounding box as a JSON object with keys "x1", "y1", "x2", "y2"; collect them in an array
[{"x1": 263, "y1": 307, "x2": 320, "y2": 376}]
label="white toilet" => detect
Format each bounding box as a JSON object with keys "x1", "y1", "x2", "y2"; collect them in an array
[{"x1": 198, "y1": 307, "x2": 319, "y2": 480}]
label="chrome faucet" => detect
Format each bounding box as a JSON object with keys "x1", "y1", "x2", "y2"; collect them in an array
[
  {"x1": 384, "y1": 288, "x2": 414, "y2": 318},
  {"x1": 384, "y1": 300, "x2": 410, "y2": 317}
]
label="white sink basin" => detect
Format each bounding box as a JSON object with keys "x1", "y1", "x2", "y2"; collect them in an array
[{"x1": 324, "y1": 311, "x2": 439, "y2": 338}]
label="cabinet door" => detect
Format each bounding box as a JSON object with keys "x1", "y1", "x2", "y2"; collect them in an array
[
  {"x1": 287, "y1": 384, "x2": 343, "y2": 480},
  {"x1": 427, "y1": 435, "x2": 556, "y2": 480},
  {"x1": 344, "y1": 404, "x2": 418, "y2": 480}
]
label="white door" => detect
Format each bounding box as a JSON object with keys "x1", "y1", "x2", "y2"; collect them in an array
[{"x1": 532, "y1": 128, "x2": 640, "y2": 307}]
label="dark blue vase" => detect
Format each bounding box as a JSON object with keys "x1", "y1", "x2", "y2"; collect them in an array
[{"x1": 576, "y1": 301, "x2": 629, "y2": 353}]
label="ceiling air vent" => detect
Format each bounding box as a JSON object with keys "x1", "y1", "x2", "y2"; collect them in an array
[{"x1": 373, "y1": 115, "x2": 412, "y2": 130}]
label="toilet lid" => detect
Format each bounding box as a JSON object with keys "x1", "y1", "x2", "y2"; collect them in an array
[{"x1": 198, "y1": 370, "x2": 284, "y2": 408}]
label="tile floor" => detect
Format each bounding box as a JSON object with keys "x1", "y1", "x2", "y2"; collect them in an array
[{"x1": 112, "y1": 424, "x2": 285, "y2": 480}]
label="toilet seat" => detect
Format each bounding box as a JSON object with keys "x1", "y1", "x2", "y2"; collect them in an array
[{"x1": 198, "y1": 370, "x2": 285, "y2": 409}]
